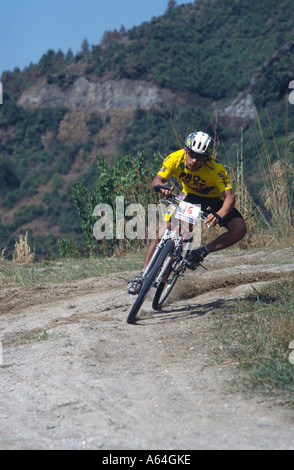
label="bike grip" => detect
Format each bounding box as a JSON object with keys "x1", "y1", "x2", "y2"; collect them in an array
[
  {"x1": 153, "y1": 184, "x2": 172, "y2": 192},
  {"x1": 205, "y1": 206, "x2": 226, "y2": 227}
]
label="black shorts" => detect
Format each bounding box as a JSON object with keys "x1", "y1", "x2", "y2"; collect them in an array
[{"x1": 184, "y1": 194, "x2": 243, "y2": 228}]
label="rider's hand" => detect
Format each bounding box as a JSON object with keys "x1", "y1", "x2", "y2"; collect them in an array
[
  {"x1": 160, "y1": 185, "x2": 174, "y2": 198},
  {"x1": 205, "y1": 212, "x2": 219, "y2": 228}
]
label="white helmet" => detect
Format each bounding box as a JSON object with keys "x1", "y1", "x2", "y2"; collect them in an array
[{"x1": 185, "y1": 131, "x2": 213, "y2": 156}]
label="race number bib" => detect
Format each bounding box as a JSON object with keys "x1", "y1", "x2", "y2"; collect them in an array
[{"x1": 175, "y1": 201, "x2": 201, "y2": 224}]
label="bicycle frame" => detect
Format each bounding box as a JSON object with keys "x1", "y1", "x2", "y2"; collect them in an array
[{"x1": 139, "y1": 199, "x2": 200, "y2": 290}]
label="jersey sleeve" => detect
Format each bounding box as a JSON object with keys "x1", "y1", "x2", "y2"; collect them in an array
[
  {"x1": 215, "y1": 166, "x2": 232, "y2": 193},
  {"x1": 157, "y1": 155, "x2": 175, "y2": 180}
]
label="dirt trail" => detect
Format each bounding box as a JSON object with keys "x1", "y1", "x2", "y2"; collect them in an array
[{"x1": 0, "y1": 247, "x2": 294, "y2": 450}]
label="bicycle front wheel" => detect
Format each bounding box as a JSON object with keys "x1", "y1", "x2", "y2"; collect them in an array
[
  {"x1": 126, "y1": 239, "x2": 174, "y2": 324},
  {"x1": 152, "y1": 248, "x2": 190, "y2": 310}
]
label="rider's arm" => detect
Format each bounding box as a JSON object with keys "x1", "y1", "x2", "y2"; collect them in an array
[
  {"x1": 206, "y1": 189, "x2": 236, "y2": 227},
  {"x1": 151, "y1": 174, "x2": 174, "y2": 197}
]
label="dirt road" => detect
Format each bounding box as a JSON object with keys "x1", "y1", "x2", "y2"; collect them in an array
[{"x1": 1, "y1": 247, "x2": 294, "y2": 450}]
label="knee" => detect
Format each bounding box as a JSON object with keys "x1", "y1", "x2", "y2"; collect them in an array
[
  {"x1": 158, "y1": 222, "x2": 170, "y2": 240},
  {"x1": 228, "y1": 218, "x2": 247, "y2": 242},
  {"x1": 237, "y1": 220, "x2": 247, "y2": 241}
]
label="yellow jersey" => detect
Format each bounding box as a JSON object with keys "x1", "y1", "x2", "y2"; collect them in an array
[{"x1": 157, "y1": 149, "x2": 232, "y2": 199}]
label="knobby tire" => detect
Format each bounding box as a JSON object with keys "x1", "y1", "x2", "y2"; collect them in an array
[
  {"x1": 152, "y1": 271, "x2": 179, "y2": 310},
  {"x1": 152, "y1": 248, "x2": 191, "y2": 310},
  {"x1": 127, "y1": 239, "x2": 174, "y2": 324}
]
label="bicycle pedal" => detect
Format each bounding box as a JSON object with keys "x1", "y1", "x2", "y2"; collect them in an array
[{"x1": 127, "y1": 278, "x2": 143, "y2": 295}]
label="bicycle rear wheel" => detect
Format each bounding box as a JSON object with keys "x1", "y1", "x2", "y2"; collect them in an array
[
  {"x1": 152, "y1": 257, "x2": 180, "y2": 310},
  {"x1": 127, "y1": 240, "x2": 174, "y2": 324},
  {"x1": 152, "y1": 275, "x2": 178, "y2": 311}
]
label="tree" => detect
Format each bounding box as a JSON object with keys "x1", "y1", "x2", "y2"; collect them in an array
[
  {"x1": 39, "y1": 49, "x2": 56, "y2": 74},
  {"x1": 81, "y1": 38, "x2": 90, "y2": 53},
  {"x1": 166, "y1": 0, "x2": 177, "y2": 13}
]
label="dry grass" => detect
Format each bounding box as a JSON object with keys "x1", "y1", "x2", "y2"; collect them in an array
[
  {"x1": 12, "y1": 232, "x2": 35, "y2": 264},
  {"x1": 227, "y1": 113, "x2": 294, "y2": 248},
  {"x1": 255, "y1": 111, "x2": 294, "y2": 242},
  {"x1": 0, "y1": 251, "x2": 146, "y2": 287},
  {"x1": 0, "y1": 248, "x2": 6, "y2": 261}
]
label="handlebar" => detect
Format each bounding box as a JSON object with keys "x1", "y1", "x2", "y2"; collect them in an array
[{"x1": 153, "y1": 184, "x2": 226, "y2": 227}]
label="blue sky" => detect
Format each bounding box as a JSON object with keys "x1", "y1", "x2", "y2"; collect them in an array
[{"x1": 0, "y1": 0, "x2": 193, "y2": 76}]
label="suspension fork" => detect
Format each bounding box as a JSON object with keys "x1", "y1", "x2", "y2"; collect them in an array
[
  {"x1": 155, "y1": 237, "x2": 184, "y2": 286},
  {"x1": 141, "y1": 230, "x2": 171, "y2": 279}
]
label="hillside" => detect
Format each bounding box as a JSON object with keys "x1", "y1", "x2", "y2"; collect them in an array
[{"x1": 0, "y1": 0, "x2": 294, "y2": 257}]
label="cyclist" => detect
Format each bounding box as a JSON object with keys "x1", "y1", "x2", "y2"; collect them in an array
[{"x1": 128, "y1": 131, "x2": 246, "y2": 294}]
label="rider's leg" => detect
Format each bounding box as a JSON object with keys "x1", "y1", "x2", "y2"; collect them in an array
[
  {"x1": 205, "y1": 217, "x2": 247, "y2": 253},
  {"x1": 186, "y1": 217, "x2": 247, "y2": 270}
]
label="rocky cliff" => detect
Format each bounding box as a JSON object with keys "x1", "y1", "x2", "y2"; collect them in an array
[
  {"x1": 17, "y1": 76, "x2": 175, "y2": 111},
  {"x1": 17, "y1": 74, "x2": 258, "y2": 131}
]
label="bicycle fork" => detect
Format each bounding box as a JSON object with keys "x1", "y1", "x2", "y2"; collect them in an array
[
  {"x1": 151, "y1": 235, "x2": 185, "y2": 288},
  {"x1": 127, "y1": 234, "x2": 169, "y2": 295},
  {"x1": 140, "y1": 230, "x2": 180, "y2": 282}
]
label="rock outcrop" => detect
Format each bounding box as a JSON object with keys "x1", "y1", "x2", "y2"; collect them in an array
[
  {"x1": 219, "y1": 93, "x2": 257, "y2": 122},
  {"x1": 17, "y1": 76, "x2": 174, "y2": 111},
  {"x1": 17, "y1": 74, "x2": 260, "y2": 127}
]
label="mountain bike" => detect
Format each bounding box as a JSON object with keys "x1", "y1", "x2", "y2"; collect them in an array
[{"x1": 126, "y1": 185, "x2": 225, "y2": 324}]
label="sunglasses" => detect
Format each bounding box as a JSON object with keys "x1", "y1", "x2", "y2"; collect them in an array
[{"x1": 187, "y1": 149, "x2": 207, "y2": 159}]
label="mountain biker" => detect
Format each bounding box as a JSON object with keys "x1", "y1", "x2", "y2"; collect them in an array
[{"x1": 128, "y1": 131, "x2": 246, "y2": 294}]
